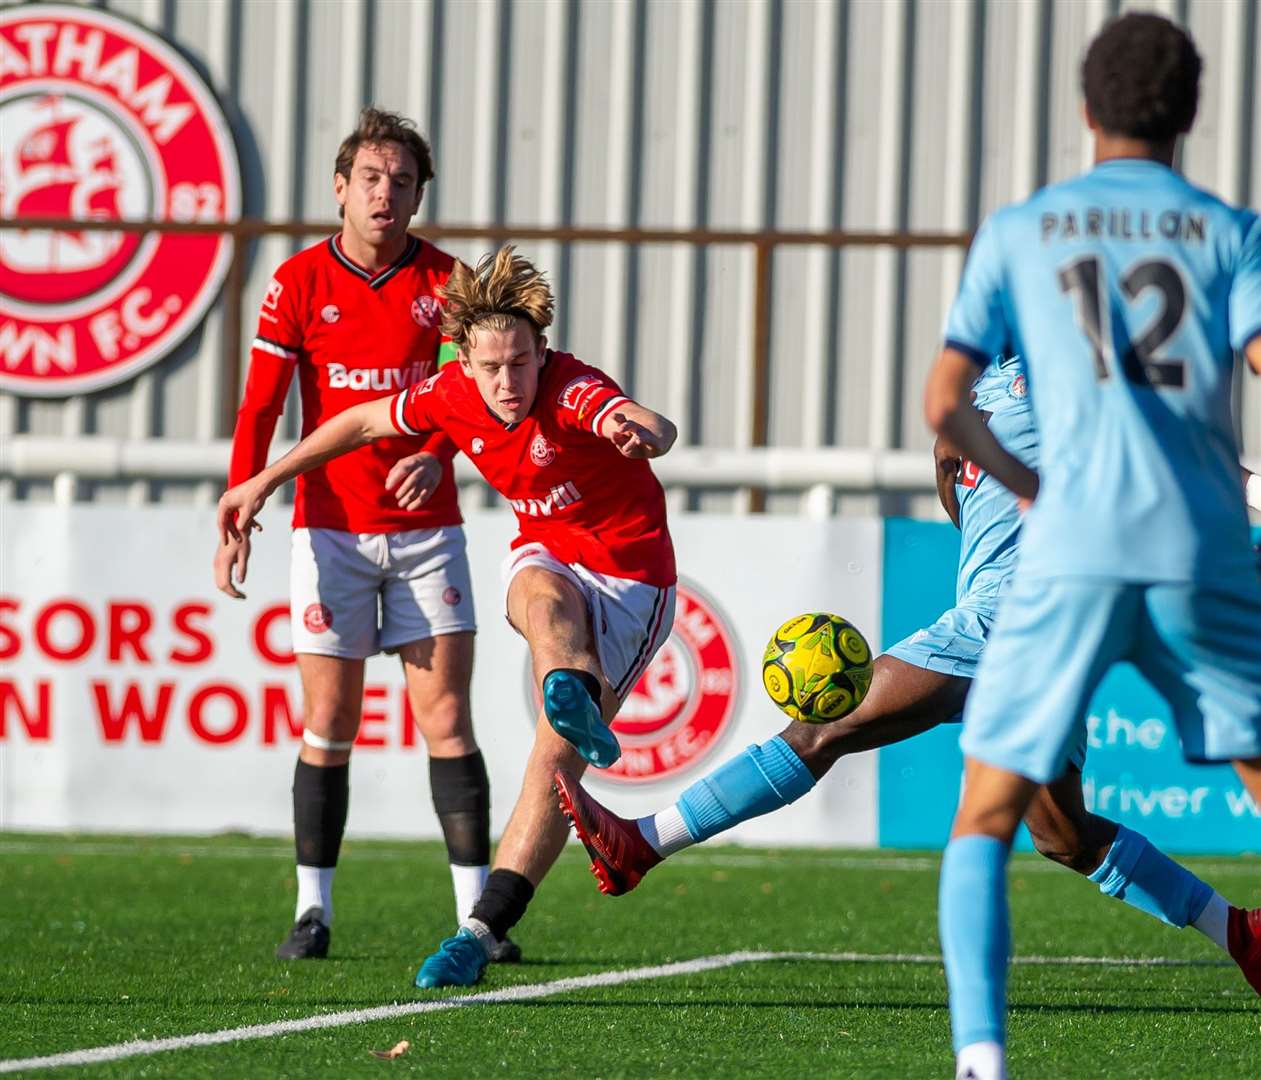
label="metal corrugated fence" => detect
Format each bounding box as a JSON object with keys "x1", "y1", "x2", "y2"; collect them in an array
[{"x1": 2, "y1": 0, "x2": 1259, "y2": 518}]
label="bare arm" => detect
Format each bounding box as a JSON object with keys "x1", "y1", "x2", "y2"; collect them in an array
[
  {"x1": 599, "y1": 400, "x2": 677, "y2": 459},
  {"x1": 934, "y1": 436, "x2": 963, "y2": 530},
  {"x1": 217, "y1": 396, "x2": 400, "y2": 542},
  {"x1": 1246, "y1": 338, "x2": 1261, "y2": 377},
  {"x1": 924, "y1": 348, "x2": 1039, "y2": 502}
]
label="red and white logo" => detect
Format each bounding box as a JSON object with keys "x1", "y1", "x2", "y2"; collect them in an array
[
  {"x1": 303, "y1": 603, "x2": 333, "y2": 634},
  {"x1": 442, "y1": 586, "x2": 461, "y2": 607},
  {"x1": 1009, "y1": 374, "x2": 1027, "y2": 398},
  {"x1": 524, "y1": 582, "x2": 740, "y2": 785},
  {"x1": 529, "y1": 432, "x2": 556, "y2": 467},
  {"x1": 960, "y1": 459, "x2": 982, "y2": 489},
  {"x1": 470, "y1": 437, "x2": 484, "y2": 455},
  {"x1": 411, "y1": 294, "x2": 439, "y2": 328},
  {"x1": 557, "y1": 374, "x2": 601, "y2": 412},
  {"x1": 0, "y1": 6, "x2": 241, "y2": 397},
  {"x1": 320, "y1": 304, "x2": 340, "y2": 324}
]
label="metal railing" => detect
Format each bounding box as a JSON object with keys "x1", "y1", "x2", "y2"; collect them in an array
[{"x1": 1, "y1": 215, "x2": 973, "y2": 509}]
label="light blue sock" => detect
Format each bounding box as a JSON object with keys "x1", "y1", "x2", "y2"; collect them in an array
[
  {"x1": 1087, "y1": 824, "x2": 1213, "y2": 927},
  {"x1": 939, "y1": 834, "x2": 1009, "y2": 1052},
  {"x1": 675, "y1": 737, "x2": 816, "y2": 843}
]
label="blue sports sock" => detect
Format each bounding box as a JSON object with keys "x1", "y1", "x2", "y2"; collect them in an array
[
  {"x1": 675, "y1": 737, "x2": 816, "y2": 843},
  {"x1": 1087, "y1": 824, "x2": 1213, "y2": 928},
  {"x1": 939, "y1": 834, "x2": 1010, "y2": 1052}
]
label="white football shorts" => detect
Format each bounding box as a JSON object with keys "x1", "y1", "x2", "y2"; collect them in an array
[
  {"x1": 502, "y1": 542, "x2": 676, "y2": 700},
  {"x1": 290, "y1": 525, "x2": 477, "y2": 659}
]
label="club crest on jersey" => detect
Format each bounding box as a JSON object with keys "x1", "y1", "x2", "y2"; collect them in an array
[
  {"x1": 0, "y1": 6, "x2": 241, "y2": 397},
  {"x1": 1009, "y1": 374, "x2": 1027, "y2": 398},
  {"x1": 471, "y1": 437, "x2": 484, "y2": 455},
  {"x1": 320, "y1": 304, "x2": 340, "y2": 323},
  {"x1": 530, "y1": 433, "x2": 556, "y2": 467},
  {"x1": 960, "y1": 459, "x2": 982, "y2": 488},
  {"x1": 411, "y1": 295, "x2": 440, "y2": 328}
]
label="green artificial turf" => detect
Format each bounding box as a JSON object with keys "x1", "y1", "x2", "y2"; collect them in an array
[{"x1": 1, "y1": 834, "x2": 1257, "y2": 1077}]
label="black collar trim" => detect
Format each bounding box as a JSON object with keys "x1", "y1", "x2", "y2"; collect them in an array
[{"x1": 328, "y1": 234, "x2": 420, "y2": 290}]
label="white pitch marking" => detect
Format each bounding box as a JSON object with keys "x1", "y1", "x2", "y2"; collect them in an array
[
  {"x1": 0, "y1": 841, "x2": 1256, "y2": 878},
  {"x1": 0, "y1": 950, "x2": 1235, "y2": 1074}
]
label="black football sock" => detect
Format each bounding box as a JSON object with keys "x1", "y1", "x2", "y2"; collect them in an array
[
  {"x1": 429, "y1": 751, "x2": 492, "y2": 866},
  {"x1": 430, "y1": 751, "x2": 492, "y2": 924},
  {"x1": 468, "y1": 869, "x2": 535, "y2": 941},
  {"x1": 293, "y1": 758, "x2": 350, "y2": 868}
]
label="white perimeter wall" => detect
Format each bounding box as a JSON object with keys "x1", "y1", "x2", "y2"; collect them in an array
[{"x1": 0, "y1": 505, "x2": 882, "y2": 847}]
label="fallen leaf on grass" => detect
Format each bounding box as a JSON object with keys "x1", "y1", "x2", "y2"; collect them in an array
[{"x1": 369, "y1": 1040, "x2": 410, "y2": 1060}]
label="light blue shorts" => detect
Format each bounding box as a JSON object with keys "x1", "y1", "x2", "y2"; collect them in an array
[
  {"x1": 962, "y1": 576, "x2": 1261, "y2": 784},
  {"x1": 886, "y1": 604, "x2": 994, "y2": 679},
  {"x1": 887, "y1": 602, "x2": 1089, "y2": 772}
]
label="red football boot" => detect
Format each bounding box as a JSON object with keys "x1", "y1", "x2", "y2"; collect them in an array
[
  {"x1": 1227, "y1": 906, "x2": 1261, "y2": 995},
  {"x1": 553, "y1": 768, "x2": 663, "y2": 896}
]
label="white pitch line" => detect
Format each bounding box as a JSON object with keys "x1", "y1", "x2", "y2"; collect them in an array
[
  {"x1": 0, "y1": 949, "x2": 1235, "y2": 1074},
  {"x1": 0, "y1": 841, "x2": 1257, "y2": 877}
]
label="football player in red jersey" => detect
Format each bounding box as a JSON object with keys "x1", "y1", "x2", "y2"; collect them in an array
[
  {"x1": 214, "y1": 108, "x2": 511, "y2": 963},
  {"x1": 217, "y1": 246, "x2": 678, "y2": 988}
]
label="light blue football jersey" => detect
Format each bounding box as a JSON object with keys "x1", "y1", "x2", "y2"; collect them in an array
[
  {"x1": 945, "y1": 159, "x2": 1261, "y2": 586},
  {"x1": 955, "y1": 354, "x2": 1038, "y2": 610}
]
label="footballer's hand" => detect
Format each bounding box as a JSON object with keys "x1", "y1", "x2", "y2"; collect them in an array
[
  {"x1": 933, "y1": 435, "x2": 963, "y2": 476},
  {"x1": 609, "y1": 413, "x2": 670, "y2": 459},
  {"x1": 386, "y1": 451, "x2": 442, "y2": 510},
  {"x1": 214, "y1": 532, "x2": 252, "y2": 600},
  {"x1": 217, "y1": 478, "x2": 270, "y2": 544}
]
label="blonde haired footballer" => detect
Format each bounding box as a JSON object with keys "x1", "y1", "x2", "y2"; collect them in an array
[{"x1": 218, "y1": 246, "x2": 679, "y2": 988}]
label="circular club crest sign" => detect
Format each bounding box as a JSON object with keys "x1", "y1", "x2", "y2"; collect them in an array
[
  {"x1": 527, "y1": 581, "x2": 740, "y2": 785},
  {"x1": 0, "y1": 5, "x2": 240, "y2": 396}
]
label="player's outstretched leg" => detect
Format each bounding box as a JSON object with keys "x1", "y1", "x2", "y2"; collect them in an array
[
  {"x1": 558, "y1": 655, "x2": 965, "y2": 894},
  {"x1": 511, "y1": 566, "x2": 622, "y2": 767},
  {"x1": 1025, "y1": 765, "x2": 1261, "y2": 996},
  {"x1": 554, "y1": 767, "x2": 663, "y2": 895}
]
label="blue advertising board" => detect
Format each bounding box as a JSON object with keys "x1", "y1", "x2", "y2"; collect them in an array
[{"x1": 877, "y1": 518, "x2": 1261, "y2": 854}]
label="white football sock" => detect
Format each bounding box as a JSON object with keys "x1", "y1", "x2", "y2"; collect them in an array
[
  {"x1": 637, "y1": 805, "x2": 694, "y2": 857},
  {"x1": 955, "y1": 1040, "x2": 1006, "y2": 1080},
  {"x1": 449, "y1": 863, "x2": 489, "y2": 926},
  {"x1": 1191, "y1": 892, "x2": 1230, "y2": 950},
  {"x1": 460, "y1": 916, "x2": 497, "y2": 957},
  {"x1": 295, "y1": 865, "x2": 335, "y2": 923}
]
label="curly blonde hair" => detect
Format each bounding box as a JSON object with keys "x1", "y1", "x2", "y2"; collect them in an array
[{"x1": 439, "y1": 246, "x2": 555, "y2": 353}]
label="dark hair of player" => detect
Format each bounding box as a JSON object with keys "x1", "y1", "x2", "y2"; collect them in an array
[
  {"x1": 334, "y1": 106, "x2": 435, "y2": 189},
  {"x1": 1081, "y1": 13, "x2": 1201, "y2": 143},
  {"x1": 439, "y1": 245, "x2": 555, "y2": 353}
]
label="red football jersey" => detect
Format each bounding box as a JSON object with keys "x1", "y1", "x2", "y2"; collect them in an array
[
  {"x1": 229, "y1": 235, "x2": 461, "y2": 532},
  {"x1": 390, "y1": 351, "x2": 676, "y2": 587}
]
